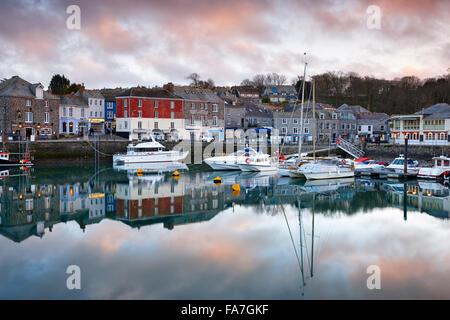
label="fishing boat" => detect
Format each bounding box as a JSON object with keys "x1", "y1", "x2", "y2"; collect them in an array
[
  {"x1": 113, "y1": 135, "x2": 188, "y2": 165},
  {"x1": 386, "y1": 155, "x2": 420, "y2": 174},
  {"x1": 301, "y1": 159, "x2": 355, "y2": 180},
  {"x1": 417, "y1": 155, "x2": 450, "y2": 180},
  {"x1": 204, "y1": 148, "x2": 259, "y2": 170},
  {"x1": 237, "y1": 152, "x2": 277, "y2": 172}
]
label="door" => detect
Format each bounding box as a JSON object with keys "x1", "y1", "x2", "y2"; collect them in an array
[{"x1": 25, "y1": 128, "x2": 33, "y2": 138}]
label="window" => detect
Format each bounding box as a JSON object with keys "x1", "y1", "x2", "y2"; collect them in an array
[
  {"x1": 138, "y1": 99, "x2": 142, "y2": 107},
  {"x1": 25, "y1": 112, "x2": 33, "y2": 123},
  {"x1": 213, "y1": 104, "x2": 218, "y2": 112},
  {"x1": 81, "y1": 109, "x2": 85, "y2": 118},
  {"x1": 154, "y1": 122, "x2": 158, "y2": 129},
  {"x1": 282, "y1": 127, "x2": 287, "y2": 134},
  {"x1": 171, "y1": 122, "x2": 175, "y2": 129},
  {"x1": 124, "y1": 99, "x2": 128, "y2": 107},
  {"x1": 368, "y1": 126, "x2": 371, "y2": 131},
  {"x1": 304, "y1": 127, "x2": 309, "y2": 134},
  {"x1": 69, "y1": 107, "x2": 73, "y2": 117},
  {"x1": 342, "y1": 124, "x2": 345, "y2": 130},
  {"x1": 200, "y1": 103, "x2": 204, "y2": 109},
  {"x1": 171, "y1": 112, "x2": 174, "y2": 119},
  {"x1": 282, "y1": 119, "x2": 287, "y2": 124},
  {"x1": 213, "y1": 116, "x2": 218, "y2": 126},
  {"x1": 191, "y1": 116, "x2": 195, "y2": 125},
  {"x1": 26, "y1": 100, "x2": 31, "y2": 107},
  {"x1": 154, "y1": 111, "x2": 158, "y2": 118},
  {"x1": 319, "y1": 113, "x2": 324, "y2": 119},
  {"x1": 191, "y1": 103, "x2": 195, "y2": 109},
  {"x1": 107, "y1": 111, "x2": 113, "y2": 119},
  {"x1": 381, "y1": 125, "x2": 384, "y2": 131},
  {"x1": 45, "y1": 101, "x2": 49, "y2": 107},
  {"x1": 63, "y1": 107, "x2": 66, "y2": 117},
  {"x1": 293, "y1": 119, "x2": 298, "y2": 124},
  {"x1": 170, "y1": 101, "x2": 175, "y2": 109},
  {"x1": 138, "y1": 111, "x2": 142, "y2": 118},
  {"x1": 138, "y1": 121, "x2": 142, "y2": 129},
  {"x1": 90, "y1": 111, "x2": 93, "y2": 117},
  {"x1": 124, "y1": 121, "x2": 128, "y2": 129},
  {"x1": 94, "y1": 112, "x2": 97, "y2": 117},
  {"x1": 293, "y1": 127, "x2": 298, "y2": 134},
  {"x1": 358, "y1": 126, "x2": 361, "y2": 131},
  {"x1": 154, "y1": 101, "x2": 158, "y2": 108},
  {"x1": 45, "y1": 112, "x2": 50, "y2": 123},
  {"x1": 333, "y1": 123, "x2": 336, "y2": 130},
  {"x1": 205, "y1": 103, "x2": 208, "y2": 110},
  {"x1": 332, "y1": 113, "x2": 338, "y2": 119},
  {"x1": 124, "y1": 110, "x2": 128, "y2": 118}
]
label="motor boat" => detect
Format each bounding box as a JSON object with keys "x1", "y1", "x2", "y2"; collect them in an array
[
  {"x1": 204, "y1": 148, "x2": 258, "y2": 170},
  {"x1": 417, "y1": 156, "x2": 450, "y2": 180},
  {"x1": 277, "y1": 153, "x2": 300, "y2": 177},
  {"x1": 301, "y1": 159, "x2": 355, "y2": 180},
  {"x1": 354, "y1": 160, "x2": 387, "y2": 175},
  {"x1": 237, "y1": 152, "x2": 277, "y2": 172},
  {"x1": 386, "y1": 155, "x2": 420, "y2": 174},
  {"x1": 113, "y1": 135, "x2": 188, "y2": 165}
]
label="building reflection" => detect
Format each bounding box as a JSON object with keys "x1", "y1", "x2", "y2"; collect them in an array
[{"x1": 0, "y1": 166, "x2": 448, "y2": 243}]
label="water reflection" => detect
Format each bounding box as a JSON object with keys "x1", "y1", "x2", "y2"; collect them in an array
[{"x1": 0, "y1": 165, "x2": 449, "y2": 299}]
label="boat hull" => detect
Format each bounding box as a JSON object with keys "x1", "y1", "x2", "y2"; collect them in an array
[
  {"x1": 238, "y1": 164, "x2": 277, "y2": 172},
  {"x1": 303, "y1": 170, "x2": 354, "y2": 180},
  {"x1": 204, "y1": 160, "x2": 240, "y2": 171},
  {"x1": 113, "y1": 151, "x2": 189, "y2": 164}
]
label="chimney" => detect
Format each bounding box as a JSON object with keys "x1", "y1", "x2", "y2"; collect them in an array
[
  {"x1": 163, "y1": 82, "x2": 175, "y2": 93},
  {"x1": 79, "y1": 83, "x2": 85, "y2": 95}
]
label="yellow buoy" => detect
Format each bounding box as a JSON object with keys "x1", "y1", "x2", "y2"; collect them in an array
[
  {"x1": 232, "y1": 184, "x2": 240, "y2": 191},
  {"x1": 173, "y1": 170, "x2": 180, "y2": 176},
  {"x1": 137, "y1": 169, "x2": 143, "y2": 176}
]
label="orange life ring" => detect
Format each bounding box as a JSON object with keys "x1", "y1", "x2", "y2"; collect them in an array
[{"x1": 245, "y1": 158, "x2": 250, "y2": 165}]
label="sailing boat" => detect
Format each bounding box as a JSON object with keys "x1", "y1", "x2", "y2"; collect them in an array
[{"x1": 278, "y1": 54, "x2": 308, "y2": 177}]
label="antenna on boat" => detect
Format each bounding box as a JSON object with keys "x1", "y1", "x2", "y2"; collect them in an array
[{"x1": 312, "y1": 79, "x2": 316, "y2": 162}]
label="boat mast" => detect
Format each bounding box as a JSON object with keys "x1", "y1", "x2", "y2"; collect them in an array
[
  {"x1": 298, "y1": 54, "x2": 307, "y2": 159},
  {"x1": 312, "y1": 79, "x2": 316, "y2": 162}
]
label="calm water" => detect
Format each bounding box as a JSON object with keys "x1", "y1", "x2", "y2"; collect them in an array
[{"x1": 0, "y1": 165, "x2": 449, "y2": 299}]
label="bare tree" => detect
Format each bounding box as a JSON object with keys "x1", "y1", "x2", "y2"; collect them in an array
[
  {"x1": 240, "y1": 78, "x2": 253, "y2": 86},
  {"x1": 186, "y1": 73, "x2": 201, "y2": 87}
]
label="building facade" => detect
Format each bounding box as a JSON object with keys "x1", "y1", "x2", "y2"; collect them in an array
[
  {"x1": 0, "y1": 76, "x2": 59, "y2": 139},
  {"x1": 59, "y1": 95, "x2": 89, "y2": 135},
  {"x1": 390, "y1": 103, "x2": 450, "y2": 146},
  {"x1": 262, "y1": 85, "x2": 297, "y2": 104},
  {"x1": 74, "y1": 88, "x2": 105, "y2": 134},
  {"x1": 116, "y1": 87, "x2": 184, "y2": 141},
  {"x1": 171, "y1": 84, "x2": 225, "y2": 141}
]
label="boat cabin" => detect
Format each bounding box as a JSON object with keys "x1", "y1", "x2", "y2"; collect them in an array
[{"x1": 432, "y1": 156, "x2": 450, "y2": 168}]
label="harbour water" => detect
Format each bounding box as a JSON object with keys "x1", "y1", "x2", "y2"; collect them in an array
[{"x1": 0, "y1": 165, "x2": 449, "y2": 299}]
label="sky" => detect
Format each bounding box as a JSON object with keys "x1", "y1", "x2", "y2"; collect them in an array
[{"x1": 0, "y1": 0, "x2": 449, "y2": 89}]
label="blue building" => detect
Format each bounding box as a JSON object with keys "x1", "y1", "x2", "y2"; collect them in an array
[{"x1": 101, "y1": 89, "x2": 119, "y2": 134}]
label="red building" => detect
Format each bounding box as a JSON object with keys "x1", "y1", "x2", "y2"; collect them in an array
[{"x1": 115, "y1": 87, "x2": 184, "y2": 141}]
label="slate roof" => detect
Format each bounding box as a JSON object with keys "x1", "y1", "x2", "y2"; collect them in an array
[
  {"x1": 60, "y1": 95, "x2": 89, "y2": 107},
  {"x1": 117, "y1": 87, "x2": 179, "y2": 99},
  {"x1": 74, "y1": 88, "x2": 104, "y2": 101},
  {"x1": 337, "y1": 104, "x2": 370, "y2": 114},
  {"x1": 238, "y1": 101, "x2": 273, "y2": 118},
  {"x1": 173, "y1": 87, "x2": 223, "y2": 103},
  {"x1": 100, "y1": 88, "x2": 123, "y2": 102},
  {"x1": 415, "y1": 103, "x2": 450, "y2": 119},
  {"x1": 0, "y1": 76, "x2": 58, "y2": 99}
]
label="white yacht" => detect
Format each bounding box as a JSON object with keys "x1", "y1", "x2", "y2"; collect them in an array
[
  {"x1": 301, "y1": 159, "x2": 355, "y2": 180},
  {"x1": 113, "y1": 136, "x2": 188, "y2": 165},
  {"x1": 354, "y1": 160, "x2": 387, "y2": 175},
  {"x1": 277, "y1": 154, "x2": 300, "y2": 177},
  {"x1": 386, "y1": 155, "x2": 420, "y2": 174},
  {"x1": 204, "y1": 148, "x2": 258, "y2": 170},
  {"x1": 237, "y1": 152, "x2": 277, "y2": 172},
  {"x1": 417, "y1": 155, "x2": 450, "y2": 180}
]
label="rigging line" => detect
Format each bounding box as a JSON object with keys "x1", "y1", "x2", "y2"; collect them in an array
[
  {"x1": 280, "y1": 204, "x2": 304, "y2": 289},
  {"x1": 299, "y1": 210, "x2": 312, "y2": 275},
  {"x1": 85, "y1": 137, "x2": 115, "y2": 157}
]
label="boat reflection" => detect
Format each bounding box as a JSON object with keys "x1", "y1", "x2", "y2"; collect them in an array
[
  {"x1": 0, "y1": 166, "x2": 448, "y2": 244},
  {"x1": 113, "y1": 162, "x2": 189, "y2": 175}
]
